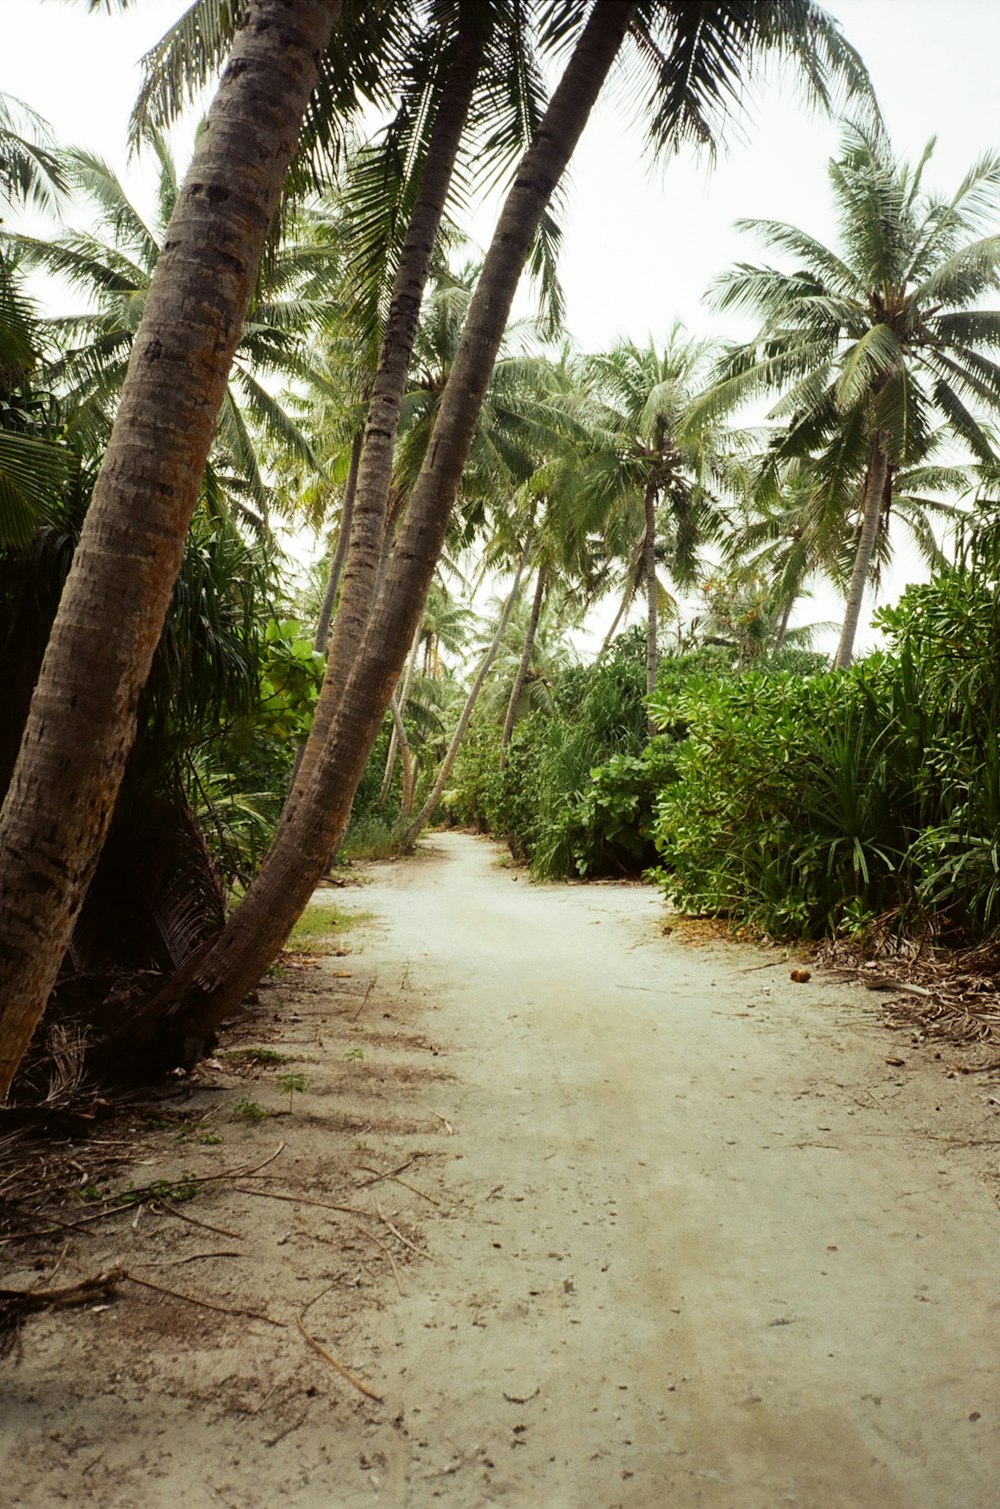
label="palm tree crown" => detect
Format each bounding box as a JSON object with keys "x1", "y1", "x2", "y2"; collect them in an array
[{"x1": 702, "y1": 122, "x2": 1000, "y2": 665}]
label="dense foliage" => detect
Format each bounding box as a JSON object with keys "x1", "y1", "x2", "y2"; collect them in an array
[{"x1": 647, "y1": 568, "x2": 1000, "y2": 941}]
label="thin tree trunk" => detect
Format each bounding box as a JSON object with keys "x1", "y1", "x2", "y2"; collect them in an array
[
  {"x1": 833, "y1": 438, "x2": 890, "y2": 671},
  {"x1": 379, "y1": 626, "x2": 420, "y2": 807},
  {"x1": 499, "y1": 564, "x2": 545, "y2": 768},
  {"x1": 388, "y1": 692, "x2": 415, "y2": 822},
  {"x1": 407, "y1": 550, "x2": 530, "y2": 839},
  {"x1": 600, "y1": 584, "x2": 631, "y2": 653},
  {"x1": 313, "y1": 428, "x2": 361, "y2": 652},
  {"x1": 128, "y1": 0, "x2": 637, "y2": 1067},
  {"x1": 773, "y1": 592, "x2": 795, "y2": 650},
  {"x1": 643, "y1": 480, "x2": 659, "y2": 733},
  {"x1": 295, "y1": 8, "x2": 485, "y2": 790},
  {"x1": 0, "y1": 0, "x2": 339, "y2": 1100}
]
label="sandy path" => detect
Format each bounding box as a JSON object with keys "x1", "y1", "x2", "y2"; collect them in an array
[
  {"x1": 353, "y1": 832, "x2": 1000, "y2": 1507},
  {"x1": 4, "y1": 830, "x2": 1000, "y2": 1507}
]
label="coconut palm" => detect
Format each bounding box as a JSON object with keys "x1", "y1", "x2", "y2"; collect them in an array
[
  {"x1": 0, "y1": 0, "x2": 875, "y2": 1090},
  {"x1": 573, "y1": 332, "x2": 728, "y2": 722},
  {"x1": 722, "y1": 447, "x2": 964, "y2": 647},
  {"x1": 701, "y1": 122, "x2": 1000, "y2": 668},
  {"x1": 14, "y1": 137, "x2": 336, "y2": 522}
]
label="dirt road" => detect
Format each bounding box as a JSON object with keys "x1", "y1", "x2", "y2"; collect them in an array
[
  {"x1": 348, "y1": 832, "x2": 1000, "y2": 1508},
  {"x1": 4, "y1": 831, "x2": 1000, "y2": 1507}
]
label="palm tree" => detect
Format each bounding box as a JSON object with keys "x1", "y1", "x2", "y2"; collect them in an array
[
  {"x1": 702, "y1": 122, "x2": 1000, "y2": 668},
  {"x1": 0, "y1": 0, "x2": 875, "y2": 1090},
  {"x1": 0, "y1": 92, "x2": 71, "y2": 544},
  {"x1": 576, "y1": 332, "x2": 727, "y2": 723},
  {"x1": 0, "y1": 0, "x2": 341, "y2": 1098},
  {"x1": 14, "y1": 138, "x2": 333, "y2": 522},
  {"x1": 140, "y1": 0, "x2": 874, "y2": 1061},
  {"x1": 723, "y1": 448, "x2": 963, "y2": 647}
]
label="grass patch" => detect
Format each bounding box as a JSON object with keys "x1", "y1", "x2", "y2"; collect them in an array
[
  {"x1": 341, "y1": 812, "x2": 402, "y2": 861},
  {"x1": 287, "y1": 898, "x2": 370, "y2": 950},
  {"x1": 223, "y1": 1046, "x2": 287, "y2": 1067}
]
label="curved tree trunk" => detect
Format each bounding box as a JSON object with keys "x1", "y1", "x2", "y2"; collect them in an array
[
  {"x1": 833, "y1": 438, "x2": 890, "y2": 671},
  {"x1": 499, "y1": 564, "x2": 546, "y2": 768},
  {"x1": 313, "y1": 427, "x2": 361, "y2": 653},
  {"x1": 296, "y1": 7, "x2": 485, "y2": 788},
  {"x1": 773, "y1": 591, "x2": 795, "y2": 650},
  {"x1": 406, "y1": 549, "x2": 530, "y2": 840},
  {"x1": 643, "y1": 480, "x2": 659, "y2": 732},
  {"x1": 129, "y1": 0, "x2": 637, "y2": 1069},
  {"x1": 0, "y1": 0, "x2": 340, "y2": 1100},
  {"x1": 387, "y1": 692, "x2": 416, "y2": 822},
  {"x1": 379, "y1": 625, "x2": 421, "y2": 808},
  {"x1": 600, "y1": 583, "x2": 631, "y2": 653}
]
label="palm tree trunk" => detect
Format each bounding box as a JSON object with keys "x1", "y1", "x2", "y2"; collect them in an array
[
  {"x1": 643, "y1": 480, "x2": 658, "y2": 732},
  {"x1": 499, "y1": 564, "x2": 546, "y2": 768},
  {"x1": 600, "y1": 584, "x2": 631, "y2": 653},
  {"x1": 296, "y1": 8, "x2": 485, "y2": 788},
  {"x1": 126, "y1": 0, "x2": 638, "y2": 1068},
  {"x1": 378, "y1": 626, "x2": 420, "y2": 807},
  {"x1": 773, "y1": 592, "x2": 795, "y2": 650},
  {"x1": 0, "y1": 0, "x2": 339, "y2": 1100},
  {"x1": 313, "y1": 428, "x2": 361, "y2": 652},
  {"x1": 407, "y1": 550, "x2": 530, "y2": 839},
  {"x1": 833, "y1": 438, "x2": 889, "y2": 671},
  {"x1": 388, "y1": 692, "x2": 415, "y2": 821}
]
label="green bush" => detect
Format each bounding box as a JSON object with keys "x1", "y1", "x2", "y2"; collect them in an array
[{"x1": 648, "y1": 571, "x2": 1000, "y2": 942}]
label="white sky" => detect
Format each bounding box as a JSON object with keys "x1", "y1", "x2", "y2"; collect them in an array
[{"x1": 4, "y1": 0, "x2": 1000, "y2": 652}]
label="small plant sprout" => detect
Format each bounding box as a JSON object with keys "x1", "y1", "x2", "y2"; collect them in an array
[
  {"x1": 230, "y1": 1096, "x2": 270, "y2": 1124},
  {"x1": 278, "y1": 1072, "x2": 306, "y2": 1112},
  {"x1": 343, "y1": 1046, "x2": 364, "y2": 1063}
]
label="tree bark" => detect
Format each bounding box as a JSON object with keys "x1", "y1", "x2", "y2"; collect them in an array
[
  {"x1": 379, "y1": 626, "x2": 420, "y2": 808},
  {"x1": 643, "y1": 480, "x2": 659, "y2": 732},
  {"x1": 499, "y1": 564, "x2": 546, "y2": 768},
  {"x1": 0, "y1": 0, "x2": 340, "y2": 1100},
  {"x1": 600, "y1": 582, "x2": 632, "y2": 653},
  {"x1": 833, "y1": 437, "x2": 890, "y2": 671},
  {"x1": 406, "y1": 550, "x2": 529, "y2": 839},
  {"x1": 313, "y1": 427, "x2": 361, "y2": 653},
  {"x1": 295, "y1": 7, "x2": 485, "y2": 789},
  {"x1": 129, "y1": 0, "x2": 638, "y2": 1067},
  {"x1": 388, "y1": 691, "x2": 416, "y2": 822}
]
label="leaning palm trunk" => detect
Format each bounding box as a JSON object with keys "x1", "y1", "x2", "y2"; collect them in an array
[
  {"x1": 0, "y1": 0, "x2": 339, "y2": 1100},
  {"x1": 388, "y1": 692, "x2": 416, "y2": 821},
  {"x1": 643, "y1": 480, "x2": 658, "y2": 731},
  {"x1": 406, "y1": 549, "x2": 530, "y2": 840},
  {"x1": 499, "y1": 565, "x2": 546, "y2": 768},
  {"x1": 296, "y1": 9, "x2": 485, "y2": 788},
  {"x1": 833, "y1": 437, "x2": 890, "y2": 671},
  {"x1": 600, "y1": 584, "x2": 632, "y2": 653},
  {"x1": 313, "y1": 428, "x2": 362, "y2": 652},
  {"x1": 127, "y1": 0, "x2": 637, "y2": 1069},
  {"x1": 377, "y1": 627, "x2": 419, "y2": 808},
  {"x1": 379, "y1": 626, "x2": 421, "y2": 808}
]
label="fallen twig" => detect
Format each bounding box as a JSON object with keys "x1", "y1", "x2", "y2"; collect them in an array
[
  {"x1": 295, "y1": 1315, "x2": 383, "y2": 1402},
  {"x1": 0, "y1": 1265, "x2": 127, "y2": 1355},
  {"x1": 353, "y1": 1154, "x2": 425, "y2": 1189},
  {"x1": 376, "y1": 1204, "x2": 432, "y2": 1262},
  {"x1": 165, "y1": 1251, "x2": 242, "y2": 1266},
  {"x1": 125, "y1": 1270, "x2": 285, "y2": 1327},
  {"x1": 151, "y1": 1200, "x2": 242, "y2": 1241},
  {"x1": 233, "y1": 1185, "x2": 370, "y2": 1218},
  {"x1": 358, "y1": 1168, "x2": 441, "y2": 1207},
  {"x1": 351, "y1": 980, "x2": 378, "y2": 1022}
]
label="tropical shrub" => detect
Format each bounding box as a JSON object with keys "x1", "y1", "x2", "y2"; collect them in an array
[{"x1": 649, "y1": 569, "x2": 1000, "y2": 942}]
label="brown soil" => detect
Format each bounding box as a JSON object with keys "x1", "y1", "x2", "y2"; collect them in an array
[{"x1": 3, "y1": 831, "x2": 1000, "y2": 1507}]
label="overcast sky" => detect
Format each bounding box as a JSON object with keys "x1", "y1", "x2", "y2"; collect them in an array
[{"x1": 4, "y1": 0, "x2": 1000, "y2": 649}]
